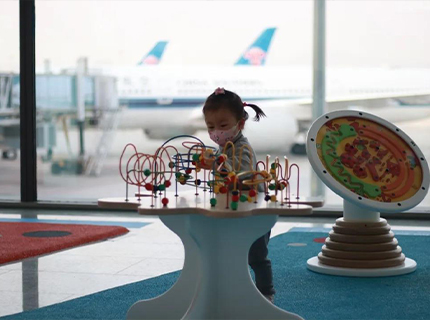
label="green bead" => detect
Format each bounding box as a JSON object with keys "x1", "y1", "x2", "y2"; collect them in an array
[
  {"x1": 231, "y1": 201, "x2": 239, "y2": 210},
  {"x1": 271, "y1": 163, "x2": 276, "y2": 169},
  {"x1": 143, "y1": 169, "x2": 151, "y2": 176},
  {"x1": 240, "y1": 195, "x2": 248, "y2": 202},
  {"x1": 175, "y1": 172, "x2": 182, "y2": 178},
  {"x1": 158, "y1": 184, "x2": 166, "y2": 191},
  {"x1": 193, "y1": 154, "x2": 200, "y2": 161},
  {"x1": 210, "y1": 198, "x2": 217, "y2": 206},
  {"x1": 169, "y1": 162, "x2": 175, "y2": 168},
  {"x1": 184, "y1": 174, "x2": 191, "y2": 180},
  {"x1": 269, "y1": 184, "x2": 276, "y2": 190}
]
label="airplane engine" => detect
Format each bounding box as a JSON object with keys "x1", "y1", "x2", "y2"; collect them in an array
[
  {"x1": 143, "y1": 126, "x2": 196, "y2": 140},
  {"x1": 242, "y1": 107, "x2": 298, "y2": 154}
]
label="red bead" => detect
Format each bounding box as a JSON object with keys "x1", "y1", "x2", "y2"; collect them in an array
[
  {"x1": 218, "y1": 155, "x2": 226, "y2": 163},
  {"x1": 192, "y1": 161, "x2": 196, "y2": 165},
  {"x1": 220, "y1": 186, "x2": 228, "y2": 194},
  {"x1": 186, "y1": 168, "x2": 192, "y2": 174},
  {"x1": 224, "y1": 177, "x2": 231, "y2": 185},
  {"x1": 145, "y1": 183, "x2": 153, "y2": 191},
  {"x1": 164, "y1": 180, "x2": 171, "y2": 188},
  {"x1": 232, "y1": 195, "x2": 239, "y2": 202},
  {"x1": 162, "y1": 198, "x2": 169, "y2": 206},
  {"x1": 249, "y1": 189, "x2": 257, "y2": 197}
]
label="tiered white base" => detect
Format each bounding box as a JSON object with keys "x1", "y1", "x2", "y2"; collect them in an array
[{"x1": 307, "y1": 256, "x2": 416, "y2": 277}]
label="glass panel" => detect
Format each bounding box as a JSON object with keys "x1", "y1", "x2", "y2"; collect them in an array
[
  {"x1": 0, "y1": 1, "x2": 20, "y2": 200},
  {"x1": 324, "y1": 1, "x2": 430, "y2": 209},
  {"x1": 35, "y1": 1, "x2": 314, "y2": 202}
]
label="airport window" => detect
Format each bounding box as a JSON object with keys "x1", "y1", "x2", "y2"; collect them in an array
[
  {"x1": 0, "y1": 1, "x2": 428, "y2": 212},
  {"x1": 0, "y1": 1, "x2": 19, "y2": 200}
]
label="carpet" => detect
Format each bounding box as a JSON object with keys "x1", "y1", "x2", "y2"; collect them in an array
[
  {"x1": 2, "y1": 228, "x2": 430, "y2": 320},
  {"x1": 0, "y1": 222, "x2": 129, "y2": 265}
]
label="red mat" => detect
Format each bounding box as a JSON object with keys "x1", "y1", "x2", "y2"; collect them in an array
[{"x1": 0, "y1": 222, "x2": 129, "y2": 265}]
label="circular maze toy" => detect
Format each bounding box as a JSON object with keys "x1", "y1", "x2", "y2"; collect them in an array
[{"x1": 306, "y1": 110, "x2": 429, "y2": 277}]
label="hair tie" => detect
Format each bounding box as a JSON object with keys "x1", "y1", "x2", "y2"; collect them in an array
[{"x1": 214, "y1": 87, "x2": 225, "y2": 95}]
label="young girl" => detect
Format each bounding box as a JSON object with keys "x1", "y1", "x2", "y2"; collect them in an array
[{"x1": 203, "y1": 87, "x2": 275, "y2": 303}]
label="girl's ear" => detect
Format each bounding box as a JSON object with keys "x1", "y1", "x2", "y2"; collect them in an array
[{"x1": 238, "y1": 119, "x2": 245, "y2": 130}]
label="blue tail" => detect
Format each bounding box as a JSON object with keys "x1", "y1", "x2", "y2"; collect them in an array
[
  {"x1": 137, "y1": 41, "x2": 168, "y2": 65},
  {"x1": 235, "y1": 28, "x2": 276, "y2": 66}
]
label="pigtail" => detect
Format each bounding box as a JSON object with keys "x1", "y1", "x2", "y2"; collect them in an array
[{"x1": 243, "y1": 103, "x2": 266, "y2": 122}]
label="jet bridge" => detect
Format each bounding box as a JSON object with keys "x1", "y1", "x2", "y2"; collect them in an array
[{"x1": 0, "y1": 69, "x2": 120, "y2": 175}]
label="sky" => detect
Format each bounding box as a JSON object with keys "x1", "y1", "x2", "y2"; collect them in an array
[{"x1": 1, "y1": 0, "x2": 430, "y2": 72}]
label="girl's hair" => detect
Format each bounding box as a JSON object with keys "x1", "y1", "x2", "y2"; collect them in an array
[{"x1": 203, "y1": 88, "x2": 266, "y2": 122}]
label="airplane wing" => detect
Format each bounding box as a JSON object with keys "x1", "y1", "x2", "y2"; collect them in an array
[{"x1": 293, "y1": 90, "x2": 430, "y2": 123}]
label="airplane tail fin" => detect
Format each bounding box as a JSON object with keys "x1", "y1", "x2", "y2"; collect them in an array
[
  {"x1": 137, "y1": 41, "x2": 168, "y2": 65},
  {"x1": 235, "y1": 28, "x2": 276, "y2": 66}
]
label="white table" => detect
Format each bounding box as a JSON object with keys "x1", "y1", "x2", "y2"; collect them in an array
[{"x1": 99, "y1": 191, "x2": 312, "y2": 319}]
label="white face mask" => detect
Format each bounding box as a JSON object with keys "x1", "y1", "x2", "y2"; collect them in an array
[{"x1": 209, "y1": 123, "x2": 239, "y2": 146}]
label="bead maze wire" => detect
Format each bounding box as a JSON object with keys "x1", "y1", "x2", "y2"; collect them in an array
[{"x1": 119, "y1": 135, "x2": 302, "y2": 210}]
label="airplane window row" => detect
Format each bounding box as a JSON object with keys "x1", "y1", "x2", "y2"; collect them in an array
[
  {"x1": 348, "y1": 88, "x2": 419, "y2": 94},
  {"x1": 120, "y1": 90, "x2": 153, "y2": 94},
  {"x1": 175, "y1": 89, "x2": 312, "y2": 95}
]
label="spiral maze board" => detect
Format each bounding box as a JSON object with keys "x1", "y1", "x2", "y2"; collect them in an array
[{"x1": 306, "y1": 110, "x2": 429, "y2": 277}]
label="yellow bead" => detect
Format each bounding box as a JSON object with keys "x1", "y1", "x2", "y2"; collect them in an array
[
  {"x1": 195, "y1": 167, "x2": 201, "y2": 173},
  {"x1": 247, "y1": 196, "x2": 253, "y2": 203},
  {"x1": 270, "y1": 169, "x2": 276, "y2": 175},
  {"x1": 214, "y1": 185, "x2": 220, "y2": 194},
  {"x1": 228, "y1": 172, "x2": 236, "y2": 177},
  {"x1": 270, "y1": 195, "x2": 277, "y2": 202}
]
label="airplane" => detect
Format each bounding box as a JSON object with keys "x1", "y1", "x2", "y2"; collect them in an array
[
  {"x1": 114, "y1": 62, "x2": 430, "y2": 154},
  {"x1": 114, "y1": 27, "x2": 277, "y2": 108}
]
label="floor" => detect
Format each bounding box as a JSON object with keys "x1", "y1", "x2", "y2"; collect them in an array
[{"x1": 1, "y1": 211, "x2": 430, "y2": 318}]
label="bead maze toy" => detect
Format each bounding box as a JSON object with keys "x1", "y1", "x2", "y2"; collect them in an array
[
  {"x1": 306, "y1": 110, "x2": 429, "y2": 277},
  {"x1": 108, "y1": 135, "x2": 314, "y2": 215}
]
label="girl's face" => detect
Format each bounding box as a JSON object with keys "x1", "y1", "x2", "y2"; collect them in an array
[{"x1": 204, "y1": 108, "x2": 244, "y2": 132}]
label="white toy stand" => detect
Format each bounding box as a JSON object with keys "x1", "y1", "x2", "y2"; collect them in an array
[
  {"x1": 306, "y1": 110, "x2": 429, "y2": 277},
  {"x1": 99, "y1": 193, "x2": 311, "y2": 320}
]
